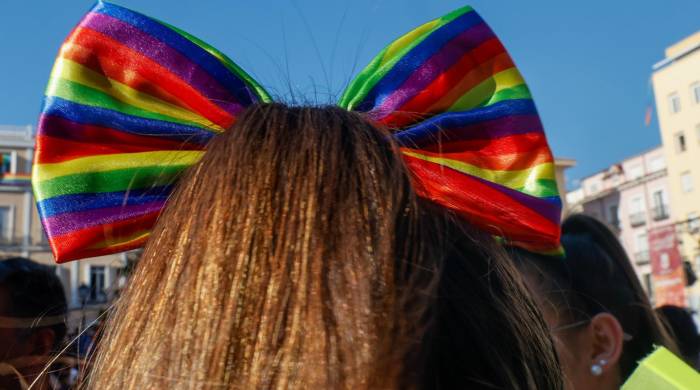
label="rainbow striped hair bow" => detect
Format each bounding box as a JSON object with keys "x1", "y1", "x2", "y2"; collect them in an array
[{"x1": 34, "y1": 2, "x2": 562, "y2": 262}]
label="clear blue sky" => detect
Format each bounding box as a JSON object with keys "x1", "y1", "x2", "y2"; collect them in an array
[{"x1": 2, "y1": 0, "x2": 700, "y2": 185}]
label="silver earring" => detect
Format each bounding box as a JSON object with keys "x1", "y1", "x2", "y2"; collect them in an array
[{"x1": 590, "y1": 359, "x2": 607, "y2": 376}]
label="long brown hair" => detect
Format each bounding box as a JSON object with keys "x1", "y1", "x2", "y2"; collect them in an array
[{"x1": 86, "y1": 104, "x2": 562, "y2": 389}]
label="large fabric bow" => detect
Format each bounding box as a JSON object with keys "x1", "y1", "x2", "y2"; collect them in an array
[{"x1": 33, "y1": 2, "x2": 562, "y2": 262}]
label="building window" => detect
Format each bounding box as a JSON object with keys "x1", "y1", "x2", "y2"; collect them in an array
[
  {"x1": 674, "y1": 132, "x2": 687, "y2": 153},
  {"x1": 38, "y1": 229, "x2": 50, "y2": 246},
  {"x1": 689, "y1": 212, "x2": 700, "y2": 233},
  {"x1": 635, "y1": 232, "x2": 649, "y2": 251},
  {"x1": 627, "y1": 164, "x2": 643, "y2": 180},
  {"x1": 1, "y1": 152, "x2": 14, "y2": 174},
  {"x1": 681, "y1": 171, "x2": 694, "y2": 193},
  {"x1": 608, "y1": 205, "x2": 620, "y2": 228},
  {"x1": 0, "y1": 206, "x2": 12, "y2": 242},
  {"x1": 651, "y1": 190, "x2": 669, "y2": 220},
  {"x1": 89, "y1": 266, "x2": 107, "y2": 302},
  {"x1": 669, "y1": 92, "x2": 681, "y2": 114},
  {"x1": 648, "y1": 156, "x2": 665, "y2": 173},
  {"x1": 635, "y1": 233, "x2": 649, "y2": 264},
  {"x1": 692, "y1": 82, "x2": 700, "y2": 104},
  {"x1": 629, "y1": 195, "x2": 646, "y2": 226}
]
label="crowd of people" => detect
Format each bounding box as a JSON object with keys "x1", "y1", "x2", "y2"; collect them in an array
[{"x1": 3, "y1": 2, "x2": 700, "y2": 389}]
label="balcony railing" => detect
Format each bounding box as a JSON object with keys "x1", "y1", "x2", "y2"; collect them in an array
[
  {"x1": 629, "y1": 212, "x2": 647, "y2": 227},
  {"x1": 0, "y1": 237, "x2": 23, "y2": 246},
  {"x1": 635, "y1": 250, "x2": 650, "y2": 265},
  {"x1": 652, "y1": 205, "x2": 670, "y2": 221}
]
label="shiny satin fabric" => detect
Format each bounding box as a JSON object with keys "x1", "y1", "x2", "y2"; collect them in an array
[{"x1": 34, "y1": 2, "x2": 561, "y2": 262}]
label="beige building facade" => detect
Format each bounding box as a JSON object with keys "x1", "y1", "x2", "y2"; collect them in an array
[
  {"x1": 0, "y1": 125, "x2": 125, "y2": 332},
  {"x1": 652, "y1": 31, "x2": 700, "y2": 303},
  {"x1": 565, "y1": 147, "x2": 674, "y2": 301}
]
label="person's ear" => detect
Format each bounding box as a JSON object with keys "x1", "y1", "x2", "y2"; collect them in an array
[{"x1": 588, "y1": 312, "x2": 624, "y2": 375}]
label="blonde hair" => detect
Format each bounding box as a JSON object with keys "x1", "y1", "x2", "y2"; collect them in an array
[{"x1": 86, "y1": 104, "x2": 562, "y2": 389}]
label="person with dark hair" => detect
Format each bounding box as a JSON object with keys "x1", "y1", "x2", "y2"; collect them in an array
[
  {"x1": 512, "y1": 214, "x2": 678, "y2": 389},
  {"x1": 0, "y1": 257, "x2": 67, "y2": 389},
  {"x1": 656, "y1": 305, "x2": 700, "y2": 370}
]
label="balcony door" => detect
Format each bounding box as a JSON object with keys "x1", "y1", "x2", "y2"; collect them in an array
[{"x1": 651, "y1": 190, "x2": 669, "y2": 220}]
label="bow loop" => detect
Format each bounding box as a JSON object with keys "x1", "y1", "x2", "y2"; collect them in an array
[
  {"x1": 339, "y1": 6, "x2": 562, "y2": 254},
  {"x1": 34, "y1": 1, "x2": 269, "y2": 262}
]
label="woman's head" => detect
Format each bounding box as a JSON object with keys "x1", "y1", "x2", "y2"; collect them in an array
[
  {"x1": 87, "y1": 104, "x2": 561, "y2": 389},
  {"x1": 513, "y1": 214, "x2": 675, "y2": 389}
]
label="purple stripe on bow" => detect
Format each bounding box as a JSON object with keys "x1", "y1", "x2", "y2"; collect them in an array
[
  {"x1": 372, "y1": 23, "x2": 494, "y2": 120},
  {"x1": 396, "y1": 114, "x2": 543, "y2": 148},
  {"x1": 80, "y1": 12, "x2": 243, "y2": 116},
  {"x1": 44, "y1": 201, "x2": 165, "y2": 238}
]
